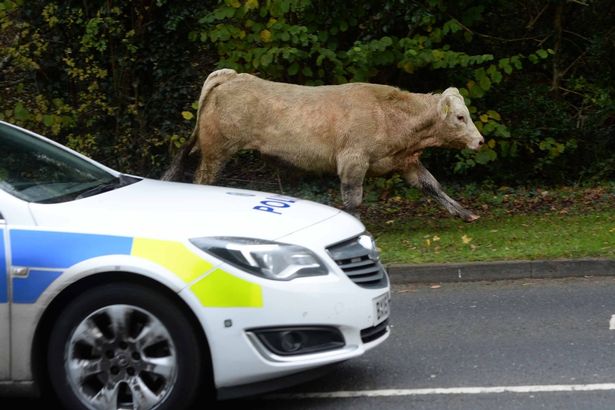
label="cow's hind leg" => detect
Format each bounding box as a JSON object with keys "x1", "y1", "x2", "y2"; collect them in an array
[
  {"x1": 194, "y1": 139, "x2": 236, "y2": 185},
  {"x1": 403, "y1": 160, "x2": 479, "y2": 222},
  {"x1": 194, "y1": 154, "x2": 227, "y2": 185}
]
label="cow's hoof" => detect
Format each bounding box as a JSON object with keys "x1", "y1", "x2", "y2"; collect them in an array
[{"x1": 464, "y1": 214, "x2": 480, "y2": 223}]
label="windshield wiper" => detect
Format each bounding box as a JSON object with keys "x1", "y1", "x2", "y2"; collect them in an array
[
  {"x1": 74, "y1": 174, "x2": 140, "y2": 200},
  {"x1": 74, "y1": 181, "x2": 121, "y2": 199}
]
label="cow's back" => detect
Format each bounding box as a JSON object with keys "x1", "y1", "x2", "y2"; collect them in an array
[{"x1": 202, "y1": 74, "x2": 399, "y2": 173}]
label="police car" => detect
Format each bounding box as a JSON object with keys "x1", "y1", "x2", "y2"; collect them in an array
[{"x1": 0, "y1": 121, "x2": 390, "y2": 410}]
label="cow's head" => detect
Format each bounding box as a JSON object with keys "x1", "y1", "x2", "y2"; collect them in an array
[{"x1": 437, "y1": 87, "x2": 484, "y2": 150}]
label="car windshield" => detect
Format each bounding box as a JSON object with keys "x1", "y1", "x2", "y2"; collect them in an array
[{"x1": 0, "y1": 123, "x2": 133, "y2": 204}]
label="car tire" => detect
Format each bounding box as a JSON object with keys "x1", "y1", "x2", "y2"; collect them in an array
[{"x1": 47, "y1": 282, "x2": 203, "y2": 410}]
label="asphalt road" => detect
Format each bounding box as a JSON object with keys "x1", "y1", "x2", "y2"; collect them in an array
[
  {"x1": 223, "y1": 276, "x2": 615, "y2": 410},
  {"x1": 4, "y1": 276, "x2": 615, "y2": 410}
]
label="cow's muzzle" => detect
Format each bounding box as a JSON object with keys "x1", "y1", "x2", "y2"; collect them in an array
[{"x1": 467, "y1": 136, "x2": 484, "y2": 150}]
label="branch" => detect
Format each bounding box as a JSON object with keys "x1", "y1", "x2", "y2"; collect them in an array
[
  {"x1": 526, "y1": 3, "x2": 549, "y2": 30},
  {"x1": 0, "y1": 55, "x2": 10, "y2": 72},
  {"x1": 551, "y1": 2, "x2": 564, "y2": 93},
  {"x1": 448, "y1": 15, "x2": 545, "y2": 43},
  {"x1": 567, "y1": 0, "x2": 589, "y2": 6},
  {"x1": 558, "y1": 86, "x2": 586, "y2": 97},
  {"x1": 561, "y1": 50, "x2": 587, "y2": 78},
  {"x1": 562, "y1": 29, "x2": 591, "y2": 42}
]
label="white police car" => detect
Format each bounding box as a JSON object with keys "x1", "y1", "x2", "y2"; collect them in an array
[{"x1": 0, "y1": 121, "x2": 390, "y2": 410}]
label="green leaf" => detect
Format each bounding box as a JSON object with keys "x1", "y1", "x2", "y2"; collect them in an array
[
  {"x1": 43, "y1": 114, "x2": 55, "y2": 126},
  {"x1": 245, "y1": 0, "x2": 258, "y2": 10},
  {"x1": 474, "y1": 147, "x2": 497, "y2": 164},
  {"x1": 511, "y1": 55, "x2": 522, "y2": 69},
  {"x1": 181, "y1": 111, "x2": 194, "y2": 120},
  {"x1": 483, "y1": 121, "x2": 496, "y2": 134},
  {"x1": 14, "y1": 102, "x2": 30, "y2": 121},
  {"x1": 494, "y1": 124, "x2": 511, "y2": 138},
  {"x1": 498, "y1": 58, "x2": 512, "y2": 74},
  {"x1": 213, "y1": 8, "x2": 230, "y2": 20},
  {"x1": 487, "y1": 110, "x2": 501, "y2": 121},
  {"x1": 288, "y1": 62, "x2": 299, "y2": 75},
  {"x1": 487, "y1": 65, "x2": 503, "y2": 83},
  {"x1": 479, "y1": 75, "x2": 491, "y2": 91},
  {"x1": 469, "y1": 83, "x2": 485, "y2": 98},
  {"x1": 443, "y1": 19, "x2": 461, "y2": 34},
  {"x1": 261, "y1": 52, "x2": 273, "y2": 66}
]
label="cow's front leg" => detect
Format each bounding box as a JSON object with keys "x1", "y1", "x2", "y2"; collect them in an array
[
  {"x1": 403, "y1": 160, "x2": 479, "y2": 222},
  {"x1": 337, "y1": 155, "x2": 369, "y2": 219}
]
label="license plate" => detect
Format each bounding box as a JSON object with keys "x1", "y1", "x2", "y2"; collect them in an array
[{"x1": 373, "y1": 292, "x2": 390, "y2": 325}]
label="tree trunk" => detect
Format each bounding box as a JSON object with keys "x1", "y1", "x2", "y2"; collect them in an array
[{"x1": 551, "y1": 2, "x2": 564, "y2": 95}]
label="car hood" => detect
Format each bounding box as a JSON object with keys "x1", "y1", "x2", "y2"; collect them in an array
[{"x1": 28, "y1": 178, "x2": 346, "y2": 241}]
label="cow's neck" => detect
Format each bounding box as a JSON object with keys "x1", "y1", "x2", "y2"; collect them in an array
[{"x1": 398, "y1": 93, "x2": 444, "y2": 152}]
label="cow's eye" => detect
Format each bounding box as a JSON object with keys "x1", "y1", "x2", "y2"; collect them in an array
[{"x1": 456, "y1": 115, "x2": 465, "y2": 123}]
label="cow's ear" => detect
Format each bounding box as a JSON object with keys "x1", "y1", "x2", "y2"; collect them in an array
[
  {"x1": 438, "y1": 95, "x2": 453, "y2": 120},
  {"x1": 442, "y1": 87, "x2": 461, "y2": 97}
]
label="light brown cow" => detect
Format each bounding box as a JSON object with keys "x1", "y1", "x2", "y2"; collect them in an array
[{"x1": 162, "y1": 68, "x2": 484, "y2": 221}]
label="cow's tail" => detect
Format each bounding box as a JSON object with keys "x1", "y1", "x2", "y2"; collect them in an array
[{"x1": 161, "y1": 68, "x2": 238, "y2": 181}]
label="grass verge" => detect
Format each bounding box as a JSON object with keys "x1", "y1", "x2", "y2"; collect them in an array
[
  {"x1": 366, "y1": 211, "x2": 614, "y2": 264},
  {"x1": 360, "y1": 184, "x2": 614, "y2": 265},
  {"x1": 218, "y1": 164, "x2": 614, "y2": 265}
]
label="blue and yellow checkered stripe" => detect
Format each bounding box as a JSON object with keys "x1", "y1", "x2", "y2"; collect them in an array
[{"x1": 2, "y1": 229, "x2": 262, "y2": 307}]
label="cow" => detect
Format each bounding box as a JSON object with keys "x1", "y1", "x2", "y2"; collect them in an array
[{"x1": 162, "y1": 68, "x2": 484, "y2": 222}]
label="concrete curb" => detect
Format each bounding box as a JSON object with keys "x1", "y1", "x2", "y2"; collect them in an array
[{"x1": 385, "y1": 258, "x2": 615, "y2": 284}]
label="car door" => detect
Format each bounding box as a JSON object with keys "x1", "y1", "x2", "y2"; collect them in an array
[
  {"x1": 0, "y1": 211, "x2": 8, "y2": 380},
  {"x1": 0, "y1": 190, "x2": 38, "y2": 381}
]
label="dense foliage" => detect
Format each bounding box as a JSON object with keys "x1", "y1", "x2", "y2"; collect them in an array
[{"x1": 1, "y1": 0, "x2": 613, "y2": 190}]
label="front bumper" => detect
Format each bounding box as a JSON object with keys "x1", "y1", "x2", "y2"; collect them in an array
[
  {"x1": 184, "y1": 271, "x2": 390, "y2": 392},
  {"x1": 181, "y1": 211, "x2": 391, "y2": 396}
]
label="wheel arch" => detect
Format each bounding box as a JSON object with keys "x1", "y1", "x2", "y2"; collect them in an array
[{"x1": 31, "y1": 271, "x2": 216, "y2": 401}]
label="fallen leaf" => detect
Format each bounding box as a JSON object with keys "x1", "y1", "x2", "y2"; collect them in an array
[{"x1": 462, "y1": 234, "x2": 472, "y2": 244}]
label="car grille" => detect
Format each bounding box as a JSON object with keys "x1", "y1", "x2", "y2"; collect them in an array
[
  {"x1": 327, "y1": 235, "x2": 388, "y2": 289},
  {"x1": 361, "y1": 319, "x2": 389, "y2": 343}
]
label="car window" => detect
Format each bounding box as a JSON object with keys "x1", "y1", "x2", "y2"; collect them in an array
[{"x1": 0, "y1": 123, "x2": 122, "y2": 204}]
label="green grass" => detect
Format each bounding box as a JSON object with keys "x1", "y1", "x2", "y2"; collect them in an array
[
  {"x1": 356, "y1": 183, "x2": 615, "y2": 265},
  {"x1": 366, "y1": 211, "x2": 614, "y2": 264}
]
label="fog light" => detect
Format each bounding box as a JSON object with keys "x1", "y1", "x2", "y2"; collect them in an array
[
  {"x1": 252, "y1": 326, "x2": 345, "y2": 356},
  {"x1": 279, "y1": 331, "x2": 305, "y2": 353}
]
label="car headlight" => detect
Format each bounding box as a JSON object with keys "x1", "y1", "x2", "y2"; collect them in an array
[{"x1": 190, "y1": 237, "x2": 329, "y2": 281}]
